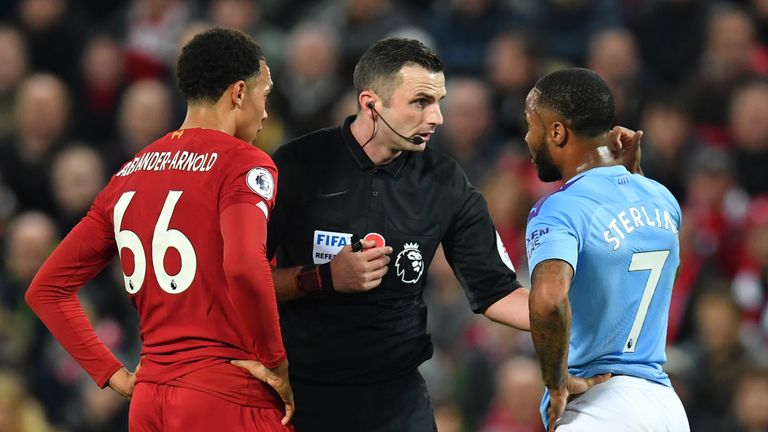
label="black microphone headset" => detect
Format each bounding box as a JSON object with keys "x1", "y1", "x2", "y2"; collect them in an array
[{"x1": 366, "y1": 101, "x2": 424, "y2": 145}]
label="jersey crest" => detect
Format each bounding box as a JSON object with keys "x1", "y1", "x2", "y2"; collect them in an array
[{"x1": 396, "y1": 242, "x2": 424, "y2": 284}]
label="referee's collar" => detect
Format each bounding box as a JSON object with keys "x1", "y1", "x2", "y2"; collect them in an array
[{"x1": 341, "y1": 115, "x2": 410, "y2": 177}]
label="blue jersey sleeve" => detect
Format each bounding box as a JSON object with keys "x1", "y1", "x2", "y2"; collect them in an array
[{"x1": 526, "y1": 195, "x2": 580, "y2": 274}]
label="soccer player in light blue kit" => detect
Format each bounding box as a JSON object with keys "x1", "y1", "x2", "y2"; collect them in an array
[{"x1": 524, "y1": 68, "x2": 689, "y2": 431}]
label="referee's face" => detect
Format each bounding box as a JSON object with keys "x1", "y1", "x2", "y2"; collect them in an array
[{"x1": 382, "y1": 65, "x2": 445, "y2": 152}]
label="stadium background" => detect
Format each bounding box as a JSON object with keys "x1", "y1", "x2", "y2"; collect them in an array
[{"x1": 1, "y1": 0, "x2": 768, "y2": 430}]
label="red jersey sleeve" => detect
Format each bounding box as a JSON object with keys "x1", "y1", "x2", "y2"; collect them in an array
[
  {"x1": 220, "y1": 203, "x2": 286, "y2": 368},
  {"x1": 219, "y1": 148, "x2": 278, "y2": 221},
  {"x1": 25, "y1": 196, "x2": 123, "y2": 387}
]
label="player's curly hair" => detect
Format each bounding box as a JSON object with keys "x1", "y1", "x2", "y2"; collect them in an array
[
  {"x1": 534, "y1": 68, "x2": 615, "y2": 138},
  {"x1": 353, "y1": 38, "x2": 443, "y2": 106},
  {"x1": 176, "y1": 28, "x2": 264, "y2": 104}
]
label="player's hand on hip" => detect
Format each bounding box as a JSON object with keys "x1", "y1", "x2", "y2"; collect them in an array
[
  {"x1": 608, "y1": 126, "x2": 643, "y2": 174},
  {"x1": 231, "y1": 359, "x2": 295, "y2": 425},
  {"x1": 566, "y1": 373, "x2": 611, "y2": 396},
  {"x1": 331, "y1": 241, "x2": 392, "y2": 293},
  {"x1": 107, "y1": 364, "x2": 139, "y2": 399}
]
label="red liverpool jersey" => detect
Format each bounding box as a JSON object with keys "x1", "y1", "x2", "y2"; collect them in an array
[{"x1": 28, "y1": 128, "x2": 285, "y2": 408}]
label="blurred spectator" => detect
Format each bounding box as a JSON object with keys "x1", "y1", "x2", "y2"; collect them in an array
[
  {"x1": 0, "y1": 212, "x2": 58, "y2": 370},
  {"x1": 480, "y1": 356, "x2": 544, "y2": 432},
  {"x1": 269, "y1": 22, "x2": 344, "y2": 138},
  {"x1": 726, "y1": 368, "x2": 768, "y2": 432},
  {"x1": 586, "y1": 27, "x2": 644, "y2": 129},
  {"x1": 684, "y1": 146, "x2": 749, "y2": 278},
  {"x1": 0, "y1": 369, "x2": 52, "y2": 432},
  {"x1": 207, "y1": 0, "x2": 286, "y2": 70},
  {"x1": 638, "y1": 95, "x2": 698, "y2": 201},
  {"x1": 683, "y1": 287, "x2": 757, "y2": 432},
  {"x1": 427, "y1": 0, "x2": 523, "y2": 76},
  {"x1": 121, "y1": 0, "x2": 192, "y2": 81},
  {"x1": 485, "y1": 30, "x2": 539, "y2": 142},
  {"x1": 732, "y1": 196, "x2": 768, "y2": 337},
  {"x1": 729, "y1": 79, "x2": 768, "y2": 196},
  {"x1": 72, "y1": 35, "x2": 127, "y2": 145},
  {"x1": 481, "y1": 161, "x2": 532, "y2": 272},
  {"x1": 631, "y1": 0, "x2": 708, "y2": 87},
  {"x1": 15, "y1": 0, "x2": 85, "y2": 84},
  {"x1": 312, "y1": 0, "x2": 410, "y2": 76},
  {"x1": 0, "y1": 74, "x2": 70, "y2": 213},
  {"x1": 110, "y1": 78, "x2": 172, "y2": 171},
  {"x1": 431, "y1": 77, "x2": 500, "y2": 185},
  {"x1": 530, "y1": 0, "x2": 621, "y2": 65},
  {"x1": 0, "y1": 25, "x2": 28, "y2": 137},
  {"x1": 684, "y1": 4, "x2": 761, "y2": 145},
  {"x1": 50, "y1": 145, "x2": 106, "y2": 233},
  {"x1": 670, "y1": 147, "x2": 750, "y2": 342}
]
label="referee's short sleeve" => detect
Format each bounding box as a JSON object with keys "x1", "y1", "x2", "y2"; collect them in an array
[{"x1": 443, "y1": 187, "x2": 523, "y2": 314}]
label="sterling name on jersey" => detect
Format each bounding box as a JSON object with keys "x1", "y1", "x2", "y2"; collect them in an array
[{"x1": 526, "y1": 165, "x2": 681, "y2": 384}]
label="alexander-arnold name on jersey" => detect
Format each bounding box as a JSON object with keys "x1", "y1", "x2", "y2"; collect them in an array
[{"x1": 116, "y1": 151, "x2": 218, "y2": 176}]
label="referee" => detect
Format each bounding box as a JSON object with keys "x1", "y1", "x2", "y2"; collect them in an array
[
  {"x1": 264, "y1": 38, "x2": 528, "y2": 432},
  {"x1": 255, "y1": 38, "x2": 638, "y2": 431}
]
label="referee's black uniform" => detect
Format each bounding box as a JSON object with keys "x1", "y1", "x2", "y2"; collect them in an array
[{"x1": 267, "y1": 116, "x2": 524, "y2": 432}]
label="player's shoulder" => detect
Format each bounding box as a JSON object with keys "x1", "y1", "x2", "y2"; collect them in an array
[{"x1": 527, "y1": 178, "x2": 592, "y2": 224}]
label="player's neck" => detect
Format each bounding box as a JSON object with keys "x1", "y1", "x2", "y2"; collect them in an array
[
  {"x1": 562, "y1": 136, "x2": 617, "y2": 182},
  {"x1": 179, "y1": 104, "x2": 235, "y2": 136},
  {"x1": 350, "y1": 114, "x2": 402, "y2": 165}
]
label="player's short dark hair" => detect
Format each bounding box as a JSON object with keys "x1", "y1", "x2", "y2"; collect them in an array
[
  {"x1": 353, "y1": 37, "x2": 443, "y2": 105},
  {"x1": 534, "y1": 68, "x2": 615, "y2": 138},
  {"x1": 176, "y1": 28, "x2": 264, "y2": 104}
]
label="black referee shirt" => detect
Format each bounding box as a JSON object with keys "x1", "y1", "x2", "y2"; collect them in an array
[{"x1": 267, "y1": 115, "x2": 523, "y2": 385}]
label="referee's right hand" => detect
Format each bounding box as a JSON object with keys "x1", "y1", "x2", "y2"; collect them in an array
[{"x1": 330, "y1": 240, "x2": 392, "y2": 293}]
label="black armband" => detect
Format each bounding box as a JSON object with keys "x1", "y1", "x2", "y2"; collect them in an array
[
  {"x1": 296, "y1": 263, "x2": 335, "y2": 294},
  {"x1": 319, "y1": 262, "x2": 334, "y2": 293}
]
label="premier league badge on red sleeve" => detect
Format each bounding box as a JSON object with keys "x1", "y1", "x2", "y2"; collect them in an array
[{"x1": 246, "y1": 167, "x2": 274, "y2": 200}]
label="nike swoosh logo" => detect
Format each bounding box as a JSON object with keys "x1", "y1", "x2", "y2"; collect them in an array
[{"x1": 317, "y1": 190, "x2": 348, "y2": 198}]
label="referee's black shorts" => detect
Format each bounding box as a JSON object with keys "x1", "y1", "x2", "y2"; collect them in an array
[{"x1": 290, "y1": 369, "x2": 437, "y2": 432}]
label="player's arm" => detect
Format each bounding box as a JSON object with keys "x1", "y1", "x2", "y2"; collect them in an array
[
  {"x1": 529, "y1": 258, "x2": 572, "y2": 430},
  {"x1": 484, "y1": 287, "x2": 530, "y2": 331},
  {"x1": 221, "y1": 202, "x2": 294, "y2": 424},
  {"x1": 529, "y1": 258, "x2": 573, "y2": 392},
  {"x1": 270, "y1": 242, "x2": 392, "y2": 302},
  {"x1": 24, "y1": 216, "x2": 136, "y2": 397}
]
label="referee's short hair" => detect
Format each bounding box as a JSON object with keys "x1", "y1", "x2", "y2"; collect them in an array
[
  {"x1": 534, "y1": 68, "x2": 615, "y2": 138},
  {"x1": 353, "y1": 37, "x2": 443, "y2": 106},
  {"x1": 177, "y1": 28, "x2": 264, "y2": 104}
]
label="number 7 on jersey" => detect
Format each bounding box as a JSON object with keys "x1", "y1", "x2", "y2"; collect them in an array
[{"x1": 624, "y1": 250, "x2": 670, "y2": 353}]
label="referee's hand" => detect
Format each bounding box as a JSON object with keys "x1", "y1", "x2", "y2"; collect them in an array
[{"x1": 330, "y1": 240, "x2": 392, "y2": 293}]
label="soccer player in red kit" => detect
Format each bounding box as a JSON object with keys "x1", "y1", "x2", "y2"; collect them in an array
[{"x1": 25, "y1": 28, "x2": 294, "y2": 431}]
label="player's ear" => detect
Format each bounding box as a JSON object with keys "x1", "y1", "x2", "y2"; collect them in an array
[
  {"x1": 551, "y1": 121, "x2": 568, "y2": 148},
  {"x1": 230, "y1": 80, "x2": 247, "y2": 109}
]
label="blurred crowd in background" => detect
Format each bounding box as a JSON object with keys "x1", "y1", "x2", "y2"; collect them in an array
[{"x1": 0, "y1": 0, "x2": 768, "y2": 431}]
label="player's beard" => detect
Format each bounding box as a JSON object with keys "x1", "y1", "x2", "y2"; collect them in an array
[{"x1": 533, "y1": 141, "x2": 562, "y2": 182}]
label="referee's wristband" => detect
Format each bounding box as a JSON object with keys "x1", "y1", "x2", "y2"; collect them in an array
[{"x1": 296, "y1": 264, "x2": 335, "y2": 294}]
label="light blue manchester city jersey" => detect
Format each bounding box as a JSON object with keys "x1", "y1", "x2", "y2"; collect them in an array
[{"x1": 526, "y1": 165, "x2": 681, "y2": 389}]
